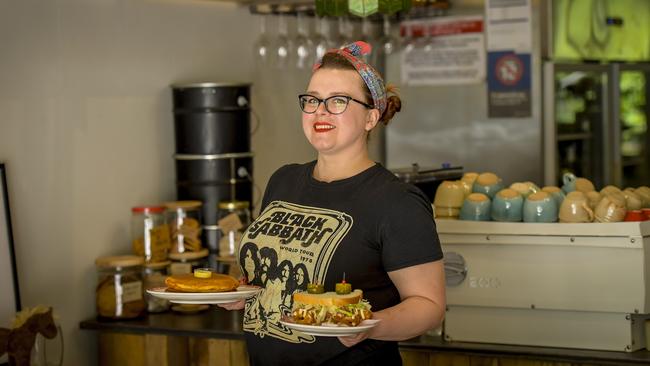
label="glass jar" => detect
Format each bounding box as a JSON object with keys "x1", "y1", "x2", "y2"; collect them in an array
[
  {"x1": 217, "y1": 201, "x2": 251, "y2": 258},
  {"x1": 143, "y1": 260, "x2": 171, "y2": 313},
  {"x1": 168, "y1": 248, "x2": 210, "y2": 276},
  {"x1": 163, "y1": 201, "x2": 202, "y2": 254},
  {"x1": 131, "y1": 205, "x2": 171, "y2": 263},
  {"x1": 95, "y1": 255, "x2": 146, "y2": 319}
]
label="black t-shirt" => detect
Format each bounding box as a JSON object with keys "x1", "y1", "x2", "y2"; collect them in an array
[{"x1": 238, "y1": 161, "x2": 443, "y2": 366}]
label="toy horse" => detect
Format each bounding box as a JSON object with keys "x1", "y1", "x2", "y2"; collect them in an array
[{"x1": 0, "y1": 306, "x2": 58, "y2": 366}]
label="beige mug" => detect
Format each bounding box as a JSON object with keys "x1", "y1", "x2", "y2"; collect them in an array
[
  {"x1": 575, "y1": 177, "x2": 595, "y2": 193},
  {"x1": 600, "y1": 185, "x2": 622, "y2": 196},
  {"x1": 559, "y1": 191, "x2": 594, "y2": 223},
  {"x1": 635, "y1": 186, "x2": 650, "y2": 208},
  {"x1": 623, "y1": 190, "x2": 643, "y2": 211},
  {"x1": 460, "y1": 172, "x2": 479, "y2": 196},
  {"x1": 594, "y1": 194, "x2": 627, "y2": 223},
  {"x1": 434, "y1": 181, "x2": 466, "y2": 209},
  {"x1": 585, "y1": 191, "x2": 602, "y2": 210}
]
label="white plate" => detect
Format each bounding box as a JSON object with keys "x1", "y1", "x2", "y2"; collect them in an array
[
  {"x1": 146, "y1": 286, "x2": 261, "y2": 304},
  {"x1": 279, "y1": 319, "x2": 380, "y2": 337}
]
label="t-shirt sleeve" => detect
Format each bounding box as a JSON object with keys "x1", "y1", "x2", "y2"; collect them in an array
[{"x1": 379, "y1": 185, "x2": 443, "y2": 272}]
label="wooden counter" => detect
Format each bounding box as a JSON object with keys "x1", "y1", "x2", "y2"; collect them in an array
[{"x1": 80, "y1": 308, "x2": 650, "y2": 366}]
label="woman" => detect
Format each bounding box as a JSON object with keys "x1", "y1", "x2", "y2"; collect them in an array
[{"x1": 222, "y1": 41, "x2": 445, "y2": 365}]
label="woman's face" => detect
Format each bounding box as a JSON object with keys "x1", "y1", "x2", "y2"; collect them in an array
[{"x1": 302, "y1": 68, "x2": 378, "y2": 157}]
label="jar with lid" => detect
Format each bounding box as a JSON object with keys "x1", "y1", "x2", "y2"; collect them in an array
[
  {"x1": 163, "y1": 201, "x2": 202, "y2": 254},
  {"x1": 131, "y1": 205, "x2": 171, "y2": 263},
  {"x1": 143, "y1": 260, "x2": 171, "y2": 313},
  {"x1": 217, "y1": 201, "x2": 251, "y2": 258},
  {"x1": 168, "y1": 248, "x2": 210, "y2": 276},
  {"x1": 95, "y1": 255, "x2": 146, "y2": 319}
]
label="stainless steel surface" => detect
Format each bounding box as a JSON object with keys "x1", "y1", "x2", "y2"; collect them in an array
[{"x1": 438, "y1": 220, "x2": 650, "y2": 351}]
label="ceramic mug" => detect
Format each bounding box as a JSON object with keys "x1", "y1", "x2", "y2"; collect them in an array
[
  {"x1": 575, "y1": 177, "x2": 595, "y2": 193},
  {"x1": 434, "y1": 206, "x2": 461, "y2": 219},
  {"x1": 542, "y1": 186, "x2": 565, "y2": 207},
  {"x1": 585, "y1": 191, "x2": 602, "y2": 210},
  {"x1": 594, "y1": 194, "x2": 627, "y2": 223},
  {"x1": 623, "y1": 190, "x2": 643, "y2": 211},
  {"x1": 434, "y1": 181, "x2": 466, "y2": 210},
  {"x1": 561, "y1": 172, "x2": 577, "y2": 193},
  {"x1": 635, "y1": 186, "x2": 650, "y2": 208},
  {"x1": 559, "y1": 191, "x2": 594, "y2": 223},
  {"x1": 459, "y1": 193, "x2": 491, "y2": 221},
  {"x1": 600, "y1": 185, "x2": 622, "y2": 196},
  {"x1": 624, "y1": 210, "x2": 647, "y2": 222},
  {"x1": 510, "y1": 182, "x2": 538, "y2": 198},
  {"x1": 472, "y1": 172, "x2": 504, "y2": 199},
  {"x1": 491, "y1": 188, "x2": 523, "y2": 222},
  {"x1": 523, "y1": 191, "x2": 558, "y2": 223},
  {"x1": 460, "y1": 172, "x2": 479, "y2": 196}
]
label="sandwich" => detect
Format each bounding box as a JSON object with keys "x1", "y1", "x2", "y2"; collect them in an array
[
  {"x1": 165, "y1": 270, "x2": 239, "y2": 293},
  {"x1": 290, "y1": 289, "x2": 372, "y2": 326}
]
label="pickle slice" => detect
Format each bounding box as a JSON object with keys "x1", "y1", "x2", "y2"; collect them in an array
[
  {"x1": 335, "y1": 282, "x2": 352, "y2": 295},
  {"x1": 307, "y1": 283, "x2": 325, "y2": 294}
]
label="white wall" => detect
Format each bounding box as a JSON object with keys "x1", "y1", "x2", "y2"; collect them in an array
[{"x1": 0, "y1": 1, "x2": 313, "y2": 364}]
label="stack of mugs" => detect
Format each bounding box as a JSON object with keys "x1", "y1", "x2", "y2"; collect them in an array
[{"x1": 434, "y1": 170, "x2": 650, "y2": 223}]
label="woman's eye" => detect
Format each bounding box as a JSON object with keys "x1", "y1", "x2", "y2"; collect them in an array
[
  {"x1": 306, "y1": 98, "x2": 319, "y2": 105},
  {"x1": 331, "y1": 97, "x2": 347, "y2": 106}
]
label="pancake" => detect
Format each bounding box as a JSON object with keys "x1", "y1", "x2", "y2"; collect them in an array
[{"x1": 165, "y1": 272, "x2": 239, "y2": 293}]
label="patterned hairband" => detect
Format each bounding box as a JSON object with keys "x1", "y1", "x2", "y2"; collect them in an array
[{"x1": 313, "y1": 41, "x2": 387, "y2": 115}]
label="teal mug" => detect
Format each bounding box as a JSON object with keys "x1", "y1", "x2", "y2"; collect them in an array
[
  {"x1": 459, "y1": 193, "x2": 491, "y2": 221},
  {"x1": 523, "y1": 191, "x2": 558, "y2": 223},
  {"x1": 472, "y1": 172, "x2": 504, "y2": 199},
  {"x1": 561, "y1": 172, "x2": 577, "y2": 194},
  {"x1": 491, "y1": 188, "x2": 523, "y2": 222},
  {"x1": 542, "y1": 186, "x2": 565, "y2": 207}
]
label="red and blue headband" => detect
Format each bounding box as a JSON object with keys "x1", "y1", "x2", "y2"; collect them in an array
[{"x1": 313, "y1": 41, "x2": 387, "y2": 116}]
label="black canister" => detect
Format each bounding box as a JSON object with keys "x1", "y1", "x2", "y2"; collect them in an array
[
  {"x1": 172, "y1": 83, "x2": 251, "y2": 155},
  {"x1": 171, "y1": 83, "x2": 254, "y2": 256}
]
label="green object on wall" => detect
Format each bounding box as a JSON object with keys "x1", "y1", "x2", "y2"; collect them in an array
[
  {"x1": 379, "y1": 0, "x2": 411, "y2": 15},
  {"x1": 325, "y1": 0, "x2": 349, "y2": 16},
  {"x1": 349, "y1": 0, "x2": 379, "y2": 17}
]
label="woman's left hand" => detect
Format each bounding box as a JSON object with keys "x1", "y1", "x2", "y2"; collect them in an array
[{"x1": 338, "y1": 332, "x2": 369, "y2": 347}]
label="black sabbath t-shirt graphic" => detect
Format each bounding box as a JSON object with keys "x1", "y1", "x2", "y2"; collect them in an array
[{"x1": 239, "y1": 201, "x2": 352, "y2": 343}]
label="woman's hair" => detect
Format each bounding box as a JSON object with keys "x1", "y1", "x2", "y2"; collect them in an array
[{"x1": 319, "y1": 52, "x2": 401, "y2": 126}]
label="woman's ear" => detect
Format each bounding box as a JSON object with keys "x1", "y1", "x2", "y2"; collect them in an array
[{"x1": 365, "y1": 109, "x2": 380, "y2": 131}]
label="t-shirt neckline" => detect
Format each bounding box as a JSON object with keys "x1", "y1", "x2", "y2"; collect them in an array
[{"x1": 306, "y1": 160, "x2": 382, "y2": 187}]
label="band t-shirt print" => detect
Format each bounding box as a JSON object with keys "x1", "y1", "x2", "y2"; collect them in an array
[{"x1": 240, "y1": 201, "x2": 352, "y2": 343}]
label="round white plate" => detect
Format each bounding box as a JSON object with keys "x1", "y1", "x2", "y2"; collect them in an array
[
  {"x1": 279, "y1": 319, "x2": 380, "y2": 337},
  {"x1": 146, "y1": 286, "x2": 261, "y2": 304}
]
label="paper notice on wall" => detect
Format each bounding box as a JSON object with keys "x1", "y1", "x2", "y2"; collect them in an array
[
  {"x1": 485, "y1": 0, "x2": 532, "y2": 52},
  {"x1": 401, "y1": 16, "x2": 485, "y2": 86}
]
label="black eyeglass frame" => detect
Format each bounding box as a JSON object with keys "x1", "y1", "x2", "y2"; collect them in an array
[{"x1": 298, "y1": 94, "x2": 374, "y2": 115}]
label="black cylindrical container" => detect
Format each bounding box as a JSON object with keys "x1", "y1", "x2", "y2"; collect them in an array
[
  {"x1": 172, "y1": 83, "x2": 251, "y2": 155},
  {"x1": 171, "y1": 83, "x2": 253, "y2": 258}
]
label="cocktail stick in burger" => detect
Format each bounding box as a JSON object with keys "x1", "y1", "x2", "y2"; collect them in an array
[{"x1": 291, "y1": 289, "x2": 372, "y2": 326}]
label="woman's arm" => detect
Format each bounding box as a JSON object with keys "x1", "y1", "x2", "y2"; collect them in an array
[{"x1": 338, "y1": 260, "x2": 446, "y2": 346}]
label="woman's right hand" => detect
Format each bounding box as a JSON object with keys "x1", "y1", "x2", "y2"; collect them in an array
[{"x1": 217, "y1": 299, "x2": 245, "y2": 310}]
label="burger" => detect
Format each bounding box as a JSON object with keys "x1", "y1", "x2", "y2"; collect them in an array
[
  {"x1": 165, "y1": 270, "x2": 239, "y2": 293},
  {"x1": 290, "y1": 289, "x2": 372, "y2": 326}
]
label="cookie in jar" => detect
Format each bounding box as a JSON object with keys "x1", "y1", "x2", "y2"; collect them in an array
[
  {"x1": 164, "y1": 201, "x2": 202, "y2": 254},
  {"x1": 95, "y1": 255, "x2": 146, "y2": 319}
]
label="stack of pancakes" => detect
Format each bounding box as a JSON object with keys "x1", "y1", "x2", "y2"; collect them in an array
[{"x1": 165, "y1": 273, "x2": 239, "y2": 293}]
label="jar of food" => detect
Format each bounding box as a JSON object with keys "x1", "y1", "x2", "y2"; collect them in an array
[
  {"x1": 217, "y1": 201, "x2": 251, "y2": 258},
  {"x1": 143, "y1": 260, "x2": 171, "y2": 313},
  {"x1": 131, "y1": 205, "x2": 171, "y2": 263},
  {"x1": 163, "y1": 201, "x2": 202, "y2": 254},
  {"x1": 95, "y1": 255, "x2": 146, "y2": 319},
  {"x1": 168, "y1": 248, "x2": 210, "y2": 276}
]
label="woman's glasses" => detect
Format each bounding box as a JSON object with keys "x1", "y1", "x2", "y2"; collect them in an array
[{"x1": 298, "y1": 94, "x2": 374, "y2": 115}]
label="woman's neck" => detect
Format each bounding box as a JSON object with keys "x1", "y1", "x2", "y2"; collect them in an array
[{"x1": 313, "y1": 154, "x2": 375, "y2": 183}]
